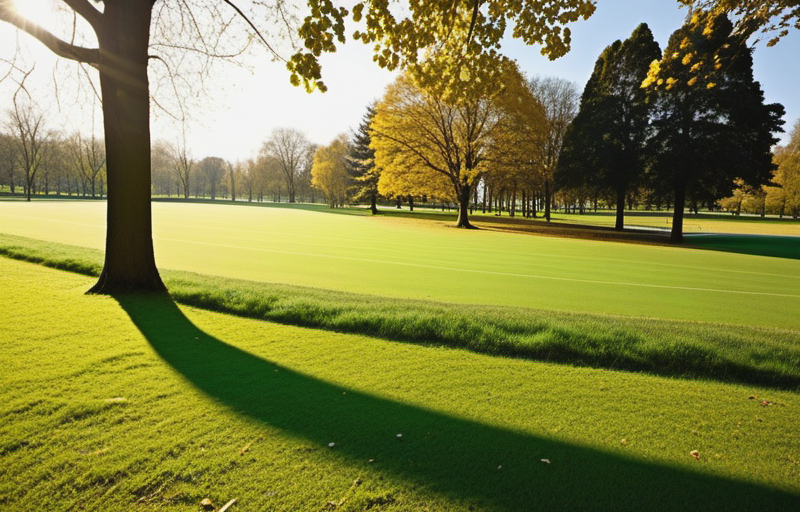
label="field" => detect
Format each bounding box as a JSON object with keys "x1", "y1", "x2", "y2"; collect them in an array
[
  {"x1": 1, "y1": 199, "x2": 800, "y2": 511},
  {"x1": 1, "y1": 200, "x2": 799, "y2": 329}
]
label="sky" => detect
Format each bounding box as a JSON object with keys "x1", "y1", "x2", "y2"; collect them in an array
[{"x1": 1, "y1": 0, "x2": 798, "y2": 163}]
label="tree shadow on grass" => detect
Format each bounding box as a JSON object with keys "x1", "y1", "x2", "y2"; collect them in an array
[
  {"x1": 685, "y1": 234, "x2": 800, "y2": 260},
  {"x1": 116, "y1": 294, "x2": 800, "y2": 512}
]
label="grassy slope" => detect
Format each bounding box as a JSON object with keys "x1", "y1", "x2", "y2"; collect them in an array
[
  {"x1": 1, "y1": 200, "x2": 799, "y2": 330},
  {"x1": 2, "y1": 232, "x2": 800, "y2": 390},
  {"x1": 1, "y1": 257, "x2": 799, "y2": 512}
]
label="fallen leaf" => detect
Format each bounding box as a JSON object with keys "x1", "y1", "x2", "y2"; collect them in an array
[
  {"x1": 240, "y1": 443, "x2": 252, "y2": 456},
  {"x1": 690, "y1": 450, "x2": 701, "y2": 460},
  {"x1": 200, "y1": 497, "x2": 214, "y2": 510},
  {"x1": 540, "y1": 459, "x2": 550, "y2": 464},
  {"x1": 219, "y1": 498, "x2": 238, "y2": 512},
  {"x1": 620, "y1": 439, "x2": 628, "y2": 446}
]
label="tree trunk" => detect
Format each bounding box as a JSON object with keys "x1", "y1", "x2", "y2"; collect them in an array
[
  {"x1": 670, "y1": 180, "x2": 686, "y2": 244},
  {"x1": 455, "y1": 183, "x2": 475, "y2": 229},
  {"x1": 615, "y1": 186, "x2": 625, "y2": 231},
  {"x1": 408, "y1": 195, "x2": 414, "y2": 211},
  {"x1": 89, "y1": 1, "x2": 165, "y2": 294},
  {"x1": 369, "y1": 192, "x2": 378, "y2": 215},
  {"x1": 544, "y1": 180, "x2": 551, "y2": 222}
]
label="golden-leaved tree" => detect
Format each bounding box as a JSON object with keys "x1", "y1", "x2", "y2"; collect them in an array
[
  {"x1": 676, "y1": 0, "x2": 798, "y2": 45},
  {"x1": 311, "y1": 134, "x2": 350, "y2": 208},
  {"x1": 371, "y1": 71, "x2": 501, "y2": 228}
]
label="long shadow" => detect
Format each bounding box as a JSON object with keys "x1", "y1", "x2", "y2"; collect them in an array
[
  {"x1": 685, "y1": 233, "x2": 800, "y2": 260},
  {"x1": 116, "y1": 294, "x2": 800, "y2": 512}
]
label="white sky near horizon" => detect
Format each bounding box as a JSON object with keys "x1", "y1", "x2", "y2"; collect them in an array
[{"x1": 0, "y1": 0, "x2": 798, "y2": 163}]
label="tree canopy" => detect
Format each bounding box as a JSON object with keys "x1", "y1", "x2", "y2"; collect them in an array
[
  {"x1": 644, "y1": 11, "x2": 784, "y2": 242},
  {"x1": 311, "y1": 134, "x2": 350, "y2": 208},
  {"x1": 557, "y1": 23, "x2": 661, "y2": 230},
  {"x1": 371, "y1": 71, "x2": 502, "y2": 228}
]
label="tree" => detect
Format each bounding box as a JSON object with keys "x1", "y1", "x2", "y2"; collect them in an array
[
  {"x1": 0, "y1": 132, "x2": 17, "y2": 193},
  {"x1": 1, "y1": 0, "x2": 596, "y2": 292},
  {"x1": 169, "y1": 141, "x2": 194, "y2": 200},
  {"x1": 643, "y1": 12, "x2": 784, "y2": 242},
  {"x1": 371, "y1": 72, "x2": 499, "y2": 228},
  {"x1": 527, "y1": 77, "x2": 579, "y2": 222},
  {"x1": 348, "y1": 104, "x2": 380, "y2": 214},
  {"x1": 67, "y1": 132, "x2": 106, "y2": 199},
  {"x1": 557, "y1": 23, "x2": 661, "y2": 230},
  {"x1": 772, "y1": 118, "x2": 800, "y2": 218},
  {"x1": 198, "y1": 156, "x2": 225, "y2": 200},
  {"x1": 262, "y1": 128, "x2": 311, "y2": 204},
  {"x1": 6, "y1": 100, "x2": 49, "y2": 202},
  {"x1": 311, "y1": 134, "x2": 350, "y2": 208}
]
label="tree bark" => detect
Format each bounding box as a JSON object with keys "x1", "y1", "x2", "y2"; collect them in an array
[
  {"x1": 88, "y1": 1, "x2": 165, "y2": 294},
  {"x1": 670, "y1": 179, "x2": 686, "y2": 244},
  {"x1": 455, "y1": 183, "x2": 475, "y2": 229},
  {"x1": 615, "y1": 186, "x2": 625, "y2": 231},
  {"x1": 544, "y1": 180, "x2": 552, "y2": 222},
  {"x1": 369, "y1": 192, "x2": 378, "y2": 214}
]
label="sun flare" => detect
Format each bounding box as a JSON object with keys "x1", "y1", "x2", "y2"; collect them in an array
[{"x1": 12, "y1": 0, "x2": 60, "y2": 33}]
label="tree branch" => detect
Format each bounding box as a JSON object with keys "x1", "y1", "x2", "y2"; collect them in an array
[
  {"x1": 0, "y1": 3, "x2": 100, "y2": 65},
  {"x1": 61, "y1": 0, "x2": 102, "y2": 34},
  {"x1": 222, "y1": 0, "x2": 285, "y2": 61}
]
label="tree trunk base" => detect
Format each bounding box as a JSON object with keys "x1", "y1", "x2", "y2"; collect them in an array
[{"x1": 87, "y1": 269, "x2": 167, "y2": 295}]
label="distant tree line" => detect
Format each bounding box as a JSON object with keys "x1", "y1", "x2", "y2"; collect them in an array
[{"x1": 1, "y1": 101, "x2": 108, "y2": 201}]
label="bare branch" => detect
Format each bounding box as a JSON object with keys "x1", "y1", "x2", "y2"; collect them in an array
[
  {"x1": 222, "y1": 0, "x2": 285, "y2": 61},
  {"x1": 60, "y1": 0, "x2": 101, "y2": 34},
  {"x1": 0, "y1": 4, "x2": 99, "y2": 65}
]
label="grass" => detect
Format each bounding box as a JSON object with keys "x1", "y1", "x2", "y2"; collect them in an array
[
  {"x1": 2, "y1": 232, "x2": 800, "y2": 391},
  {"x1": 2, "y1": 257, "x2": 800, "y2": 511},
  {"x1": 1, "y1": 200, "x2": 799, "y2": 330}
]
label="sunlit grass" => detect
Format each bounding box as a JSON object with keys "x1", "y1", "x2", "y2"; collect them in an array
[
  {"x1": 2, "y1": 257, "x2": 799, "y2": 511},
  {"x1": 1, "y1": 201, "x2": 799, "y2": 329},
  {"x1": 2, "y1": 232, "x2": 799, "y2": 390}
]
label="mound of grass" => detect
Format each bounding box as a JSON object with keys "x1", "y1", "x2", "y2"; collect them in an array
[
  {"x1": 2, "y1": 232, "x2": 799, "y2": 390},
  {"x1": 2, "y1": 257, "x2": 800, "y2": 511}
]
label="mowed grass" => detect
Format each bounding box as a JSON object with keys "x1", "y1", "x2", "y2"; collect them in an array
[
  {"x1": 2, "y1": 257, "x2": 800, "y2": 511},
  {"x1": 518, "y1": 210, "x2": 800, "y2": 236},
  {"x1": 0, "y1": 200, "x2": 799, "y2": 330},
  {"x1": 3, "y1": 232, "x2": 800, "y2": 390}
]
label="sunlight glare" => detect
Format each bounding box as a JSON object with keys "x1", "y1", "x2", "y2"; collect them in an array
[{"x1": 12, "y1": 0, "x2": 60, "y2": 33}]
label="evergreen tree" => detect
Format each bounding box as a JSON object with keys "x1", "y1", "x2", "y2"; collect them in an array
[
  {"x1": 643, "y1": 12, "x2": 784, "y2": 242},
  {"x1": 348, "y1": 104, "x2": 381, "y2": 214},
  {"x1": 557, "y1": 23, "x2": 661, "y2": 230}
]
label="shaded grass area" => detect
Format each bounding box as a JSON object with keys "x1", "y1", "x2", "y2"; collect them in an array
[
  {"x1": 2, "y1": 232, "x2": 800, "y2": 391},
  {"x1": 2, "y1": 258, "x2": 800, "y2": 511},
  {"x1": 686, "y1": 234, "x2": 800, "y2": 260}
]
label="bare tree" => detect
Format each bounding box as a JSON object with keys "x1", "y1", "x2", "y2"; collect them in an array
[
  {"x1": 262, "y1": 128, "x2": 311, "y2": 203},
  {"x1": 7, "y1": 100, "x2": 49, "y2": 202},
  {"x1": 528, "y1": 77, "x2": 579, "y2": 221}
]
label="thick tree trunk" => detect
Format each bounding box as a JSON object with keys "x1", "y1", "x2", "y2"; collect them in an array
[
  {"x1": 89, "y1": 1, "x2": 165, "y2": 294},
  {"x1": 615, "y1": 186, "x2": 625, "y2": 231},
  {"x1": 369, "y1": 192, "x2": 378, "y2": 215},
  {"x1": 455, "y1": 183, "x2": 475, "y2": 229},
  {"x1": 671, "y1": 180, "x2": 686, "y2": 244}
]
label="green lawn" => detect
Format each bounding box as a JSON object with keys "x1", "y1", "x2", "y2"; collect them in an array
[
  {"x1": 0, "y1": 200, "x2": 798, "y2": 330},
  {"x1": 2, "y1": 257, "x2": 799, "y2": 511}
]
